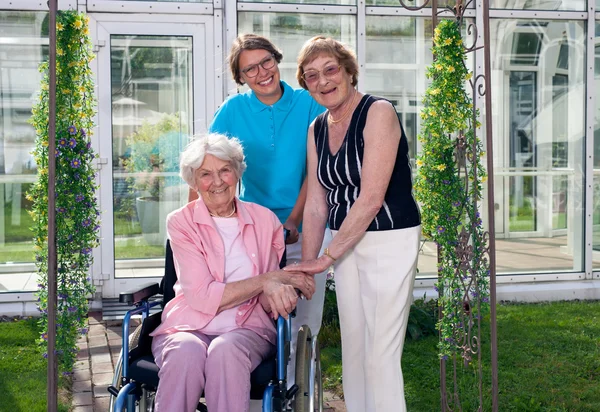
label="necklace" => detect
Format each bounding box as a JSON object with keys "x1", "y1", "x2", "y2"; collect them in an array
[
  {"x1": 209, "y1": 204, "x2": 236, "y2": 218},
  {"x1": 328, "y1": 89, "x2": 358, "y2": 124}
]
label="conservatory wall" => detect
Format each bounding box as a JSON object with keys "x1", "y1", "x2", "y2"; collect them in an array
[{"x1": 0, "y1": 0, "x2": 599, "y2": 315}]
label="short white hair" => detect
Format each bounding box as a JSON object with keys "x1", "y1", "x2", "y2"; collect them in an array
[{"x1": 180, "y1": 133, "x2": 246, "y2": 190}]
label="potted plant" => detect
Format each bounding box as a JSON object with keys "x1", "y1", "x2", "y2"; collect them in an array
[{"x1": 123, "y1": 113, "x2": 187, "y2": 245}]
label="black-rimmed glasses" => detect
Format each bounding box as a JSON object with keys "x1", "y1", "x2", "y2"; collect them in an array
[{"x1": 241, "y1": 54, "x2": 277, "y2": 78}]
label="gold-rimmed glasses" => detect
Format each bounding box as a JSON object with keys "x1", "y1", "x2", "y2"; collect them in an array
[{"x1": 301, "y1": 65, "x2": 341, "y2": 85}]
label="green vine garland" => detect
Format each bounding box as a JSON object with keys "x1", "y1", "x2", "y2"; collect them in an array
[
  {"x1": 28, "y1": 11, "x2": 99, "y2": 372},
  {"x1": 414, "y1": 19, "x2": 490, "y2": 360}
]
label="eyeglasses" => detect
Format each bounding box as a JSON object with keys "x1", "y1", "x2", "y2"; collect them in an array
[
  {"x1": 301, "y1": 65, "x2": 341, "y2": 84},
  {"x1": 196, "y1": 166, "x2": 235, "y2": 184},
  {"x1": 241, "y1": 54, "x2": 277, "y2": 78}
]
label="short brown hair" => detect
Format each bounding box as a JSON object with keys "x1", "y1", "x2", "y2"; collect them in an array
[
  {"x1": 296, "y1": 36, "x2": 359, "y2": 90},
  {"x1": 229, "y1": 34, "x2": 283, "y2": 86}
]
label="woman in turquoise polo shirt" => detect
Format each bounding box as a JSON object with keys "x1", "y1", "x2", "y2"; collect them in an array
[{"x1": 189, "y1": 33, "x2": 331, "y2": 384}]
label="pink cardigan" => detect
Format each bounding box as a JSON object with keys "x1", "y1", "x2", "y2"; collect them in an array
[{"x1": 150, "y1": 198, "x2": 284, "y2": 343}]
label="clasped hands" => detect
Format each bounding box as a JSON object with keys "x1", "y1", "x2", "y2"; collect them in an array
[{"x1": 259, "y1": 268, "x2": 314, "y2": 320}]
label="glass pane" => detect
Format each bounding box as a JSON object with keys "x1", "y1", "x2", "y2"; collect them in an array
[
  {"x1": 241, "y1": 0, "x2": 354, "y2": 5},
  {"x1": 0, "y1": 11, "x2": 47, "y2": 292},
  {"x1": 593, "y1": 23, "x2": 600, "y2": 267},
  {"x1": 492, "y1": 0, "x2": 584, "y2": 11},
  {"x1": 237, "y1": 13, "x2": 356, "y2": 88},
  {"x1": 490, "y1": 19, "x2": 585, "y2": 273},
  {"x1": 105, "y1": 0, "x2": 211, "y2": 2},
  {"x1": 111, "y1": 35, "x2": 192, "y2": 271}
]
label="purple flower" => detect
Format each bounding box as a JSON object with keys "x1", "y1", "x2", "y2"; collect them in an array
[
  {"x1": 81, "y1": 247, "x2": 92, "y2": 255},
  {"x1": 68, "y1": 125, "x2": 77, "y2": 135},
  {"x1": 58, "y1": 138, "x2": 68, "y2": 147},
  {"x1": 68, "y1": 138, "x2": 77, "y2": 148},
  {"x1": 80, "y1": 128, "x2": 86, "y2": 137},
  {"x1": 76, "y1": 194, "x2": 84, "y2": 202},
  {"x1": 70, "y1": 158, "x2": 81, "y2": 168},
  {"x1": 43, "y1": 353, "x2": 48, "y2": 359},
  {"x1": 57, "y1": 207, "x2": 66, "y2": 213},
  {"x1": 437, "y1": 226, "x2": 445, "y2": 234},
  {"x1": 74, "y1": 173, "x2": 80, "y2": 180},
  {"x1": 86, "y1": 142, "x2": 91, "y2": 149},
  {"x1": 55, "y1": 149, "x2": 60, "y2": 157},
  {"x1": 68, "y1": 306, "x2": 77, "y2": 312},
  {"x1": 453, "y1": 201, "x2": 461, "y2": 207},
  {"x1": 441, "y1": 355, "x2": 449, "y2": 361},
  {"x1": 41, "y1": 333, "x2": 48, "y2": 341},
  {"x1": 443, "y1": 180, "x2": 450, "y2": 185},
  {"x1": 82, "y1": 218, "x2": 91, "y2": 227}
]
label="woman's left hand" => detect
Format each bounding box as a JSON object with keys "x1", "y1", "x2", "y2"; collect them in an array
[{"x1": 285, "y1": 255, "x2": 332, "y2": 275}]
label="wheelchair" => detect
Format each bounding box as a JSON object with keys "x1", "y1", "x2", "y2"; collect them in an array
[{"x1": 108, "y1": 240, "x2": 323, "y2": 412}]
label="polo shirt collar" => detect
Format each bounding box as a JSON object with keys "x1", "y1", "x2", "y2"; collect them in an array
[
  {"x1": 248, "y1": 80, "x2": 294, "y2": 113},
  {"x1": 193, "y1": 197, "x2": 255, "y2": 228}
]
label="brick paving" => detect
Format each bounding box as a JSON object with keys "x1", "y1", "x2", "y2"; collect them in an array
[{"x1": 75, "y1": 312, "x2": 346, "y2": 411}]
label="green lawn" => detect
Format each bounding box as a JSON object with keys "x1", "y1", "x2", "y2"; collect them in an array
[
  {"x1": 321, "y1": 300, "x2": 600, "y2": 412},
  {"x1": 0, "y1": 318, "x2": 70, "y2": 412}
]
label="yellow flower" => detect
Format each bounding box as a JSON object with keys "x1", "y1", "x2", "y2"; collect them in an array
[
  {"x1": 42, "y1": 141, "x2": 48, "y2": 147},
  {"x1": 73, "y1": 19, "x2": 83, "y2": 29},
  {"x1": 481, "y1": 176, "x2": 488, "y2": 183},
  {"x1": 430, "y1": 88, "x2": 441, "y2": 96},
  {"x1": 79, "y1": 85, "x2": 86, "y2": 93},
  {"x1": 57, "y1": 48, "x2": 64, "y2": 56},
  {"x1": 444, "y1": 38, "x2": 453, "y2": 45},
  {"x1": 465, "y1": 72, "x2": 473, "y2": 80},
  {"x1": 62, "y1": 89, "x2": 71, "y2": 95},
  {"x1": 448, "y1": 66, "x2": 455, "y2": 73},
  {"x1": 480, "y1": 151, "x2": 486, "y2": 158},
  {"x1": 83, "y1": 27, "x2": 90, "y2": 36},
  {"x1": 456, "y1": 38, "x2": 463, "y2": 46},
  {"x1": 41, "y1": 83, "x2": 49, "y2": 91},
  {"x1": 57, "y1": 22, "x2": 64, "y2": 31},
  {"x1": 436, "y1": 164, "x2": 446, "y2": 171},
  {"x1": 416, "y1": 159, "x2": 424, "y2": 167},
  {"x1": 435, "y1": 63, "x2": 443, "y2": 71}
]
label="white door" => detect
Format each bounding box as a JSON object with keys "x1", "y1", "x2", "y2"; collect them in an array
[{"x1": 92, "y1": 15, "x2": 215, "y2": 298}]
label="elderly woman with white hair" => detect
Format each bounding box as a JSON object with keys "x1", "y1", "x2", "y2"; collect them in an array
[{"x1": 150, "y1": 133, "x2": 315, "y2": 412}]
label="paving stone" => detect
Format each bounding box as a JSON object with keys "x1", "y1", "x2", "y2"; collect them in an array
[
  {"x1": 88, "y1": 336, "x2": 108, "y2": 348},
  {"x1": 73, "y1": 368, "x2": 91, "y2": 381},
  {"x1": 77, "y1": 341, "x2": 88, "y2": 351},
  {"x1": 91, "y1": 352, "x2": 112, "y2": 366},
  {"x1": 73, "y1": 391, "x2": 93, "y2": 406},
  {"x1": 93, "y1": 396, "x2": 111, "y2": 411},
  {"x1": 88, "y1": 324, "x2": 106, "y2": 337},
  {"x1": 73, "y1": 406, "x2": 94, "y2": 412},
  {"x1": 73, "y1": 360, "x2": 90, "y2": 371},
  {"x1": 93, "y1": 384, "x2": 112, "y2": 398},
  {"x1": 90, "y1": 361, "x2": 114, "y2": 374},
  {"x1": 89, "y1": 345, "x2": 111, "y2": 356},
  {"x1": 73, "y1": 379, "x2": 92, "y2": 393},
  {"x1": 92, "y1": 371, "x2": 114, "y2": 386},
  {"x1": 77, "y1": 349, "x2": 89, "y2": 361},
  {"x1": 88, "y1": 312, "x2": 103, "y2": 325}
]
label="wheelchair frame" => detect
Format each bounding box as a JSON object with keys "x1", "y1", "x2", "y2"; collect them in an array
[{"x1": 108, "y1": 289, "x2": 323, "y2": 412}]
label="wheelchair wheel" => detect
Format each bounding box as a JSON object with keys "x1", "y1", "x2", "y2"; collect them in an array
[
  {"x1": 292, "y1": 325, "x2": 312, "y2": 412},
  {"x1": 309, "y1": 336, "x2": 323, "y2": 412}
]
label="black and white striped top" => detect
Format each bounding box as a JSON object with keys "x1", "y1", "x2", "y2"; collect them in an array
[{"x1": 314, "y1": 94, "x2": 421, "y2": 231}]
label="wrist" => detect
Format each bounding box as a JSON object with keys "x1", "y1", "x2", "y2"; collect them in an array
[{"x1": 322, "y1": 247, "x2": 337, "y2": 262}]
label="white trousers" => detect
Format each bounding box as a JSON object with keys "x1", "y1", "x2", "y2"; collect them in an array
[
  {"x1": 286, "y1": 229, "x2": 332, "y2": 385},
  {"x1": 333, "y1": 226, "x2": 420, "y2": 412}
]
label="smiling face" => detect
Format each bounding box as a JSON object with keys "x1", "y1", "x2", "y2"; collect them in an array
[
  {"x1": 195, "y1": 154, "x2": 238, "y2": 215},
  {"x1": 303, "y1": 53, "x2": 353, "y2": 112},
  {"x1": 238, "y1": 48, "x2": 282, "y2": 105}
]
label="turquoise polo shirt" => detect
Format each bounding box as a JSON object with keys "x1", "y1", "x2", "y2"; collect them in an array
[{"x1": 209, "y1": 81, "x2": 325, "y2": 224}]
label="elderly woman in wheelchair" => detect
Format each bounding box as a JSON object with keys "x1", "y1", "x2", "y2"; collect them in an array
[{"x1": 110, "y1": 133, "x2": 319, "y2": 412}]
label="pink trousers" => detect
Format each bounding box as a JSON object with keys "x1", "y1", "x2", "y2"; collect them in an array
[{"x1": 151, "y1": 328, "x2": 274, "y2": 412}]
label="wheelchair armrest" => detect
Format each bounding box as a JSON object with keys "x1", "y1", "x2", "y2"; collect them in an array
[{"x1": 119, "y1": 283, "x2": 161, "y2": 306}]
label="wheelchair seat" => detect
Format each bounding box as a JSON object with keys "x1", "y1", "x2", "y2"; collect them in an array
[{"x1": 112, "y1": 239, "x2": 280, "y2": 406}]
